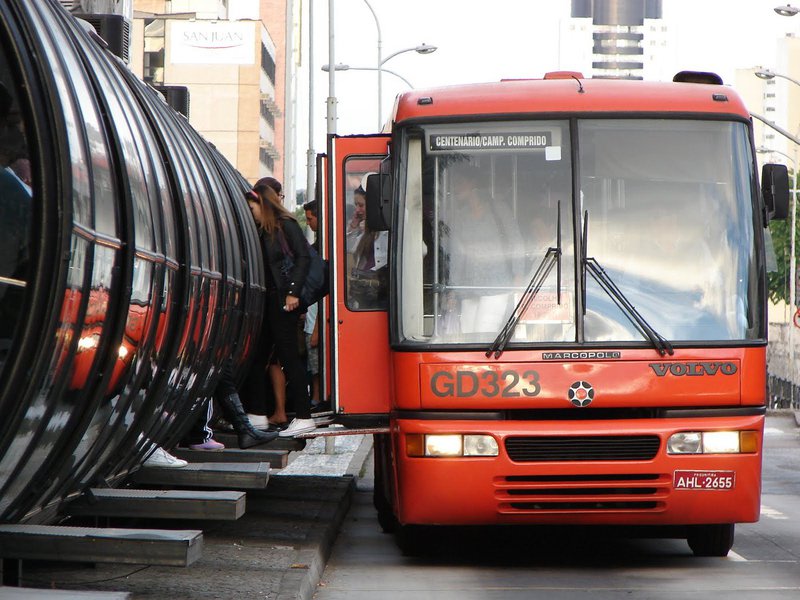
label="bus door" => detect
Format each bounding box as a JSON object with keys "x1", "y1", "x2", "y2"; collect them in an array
[{"x1": 326, "y1": 135, "x2": 390, "y2": 420}]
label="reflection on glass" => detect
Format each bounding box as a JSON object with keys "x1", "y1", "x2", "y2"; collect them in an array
[
  {"x1": 399, "y1": 121, "x2": 575, "y2": 344},
  {"x1": 397, "y1": 118, "x2": 760, "y2": 348},
  {"x1": 344, "y1": 158, "x2": 387, "y2": 311},
  {"x1": 579, "y1": 119, "x2": 758, "y2": 342},
  {"x1": 0, "y1": 65, "x2": 32, "y2": 372}
]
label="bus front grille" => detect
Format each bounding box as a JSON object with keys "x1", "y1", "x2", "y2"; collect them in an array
[
  {"x1": 495, "y1": 473, "x2": 670, "y2": 513},
  {"x1": 505, "y1": 435, "x2": 661, "y2": 462}
]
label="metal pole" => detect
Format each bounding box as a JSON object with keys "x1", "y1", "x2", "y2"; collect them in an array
[
  {"x1": 306, "y1": 0, "x2": 315, "y2": 199},
  {"x1": 791, "y1": 146, "x2": 797, "y2": 406},
  {"x1": 284, "y1": 0, "x2": 296, "y2": 205},
  {"x1": 362, "y1": 0, "x2": 382, "y2": 129},
  {"x1": 326, "y1": 0, "x2": 336, "y2": 135},
  {"x1": 340, "y1": 66, "x2": 413, "y2": 89},
  {"x1": 754, "y1": 113, "x2": 799, "y2": 405}
]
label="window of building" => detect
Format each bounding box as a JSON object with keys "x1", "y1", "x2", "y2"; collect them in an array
[{"x1": 261, "y1": 44, "x2": 276, "y2": 85}]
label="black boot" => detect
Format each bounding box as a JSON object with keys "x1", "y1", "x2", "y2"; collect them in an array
[{"x1": 217, "y1": 393, "x2": 279, "y2": 448}]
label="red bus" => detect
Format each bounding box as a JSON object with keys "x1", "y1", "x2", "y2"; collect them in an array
[{"x1": 320, "y1": 71, "x2": 790, "y2": 556}]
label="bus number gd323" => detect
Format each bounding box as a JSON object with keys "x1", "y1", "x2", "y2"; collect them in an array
[{"x1": 430, "y1": 369, "x2": 541, "y2": 398}]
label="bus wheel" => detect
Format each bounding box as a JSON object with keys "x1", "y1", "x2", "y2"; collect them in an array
[
  {"x1": 687, "y1": 524, "x2": 735, "y2": 557},
  {"x1": 374, "y1": 486, "x2": 396, "y2": 533},
  {"x1": 372, "y1": 434, "x2": 396, "y2": 533},
  {"x1": 395, "y1": 524, "x2": 426, "y2": 556},
  {"x1": 377, "y1": 505, "x2": 397, "y2": 534}
]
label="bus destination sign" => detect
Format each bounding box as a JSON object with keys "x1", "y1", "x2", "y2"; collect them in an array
[{"x1": 430, "y1": 132, "x2": 551, "y2": 151}]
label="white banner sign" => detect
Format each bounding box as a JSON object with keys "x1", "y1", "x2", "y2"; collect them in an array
[{"x1": 170, "y1": 21, "x2": 255, "y2": 65}]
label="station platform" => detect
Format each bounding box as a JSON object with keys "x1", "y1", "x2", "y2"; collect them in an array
[{"x1": 0, "y1": 434, "x2": 371, "y2": 600}]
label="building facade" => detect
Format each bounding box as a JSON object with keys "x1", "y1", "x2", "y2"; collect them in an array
[
  {"x1": 129, "y1": 1, "x2": 285, "y2": 190},
  {"x1": 561, "y1": 0, "x2": 670, "y2": 81}
]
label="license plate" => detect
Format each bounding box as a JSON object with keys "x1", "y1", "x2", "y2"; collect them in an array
[{"x1": 673, "y1": 470, "x2": 735, "y2": 490}]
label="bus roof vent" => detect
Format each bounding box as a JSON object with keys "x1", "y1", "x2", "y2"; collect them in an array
[
  {"x1": 544, "y1": 71, "x2": 584, "y2": 80},
  {"x1": 673, "y1": 71, "x2": 723, "y2": 85}
]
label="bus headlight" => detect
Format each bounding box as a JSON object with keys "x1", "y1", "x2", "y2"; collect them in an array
[
  {"x1": 701, "y1": 431, "x2": 740, "y2": 454},
  {"x1": 406, "y1": 434, "x2": 499, "y2": 457},
  {"x1": 425, "y1": 434, "x2": 462, "y2": 457},
  {"x1": 667, "y1": 432, "x2": 702, "y2": 454},
  {"x1": 667, "y1": 431, "x2": 758, "y2": 454},
  {"x1": 463, "y1": 435, "x2": 499, "y2": 456}
]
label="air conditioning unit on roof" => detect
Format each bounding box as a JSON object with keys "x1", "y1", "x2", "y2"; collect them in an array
[
  {"x1": 154, "y1": 86, "x2": 190, "y2": 118},
  {"x1": 74, "y1": 13, "x2": 131, "y2": 63}
]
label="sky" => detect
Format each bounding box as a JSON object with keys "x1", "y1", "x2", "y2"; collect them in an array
[{"x1": 290, "y1": 0, "x2": 800, "y2": 193}]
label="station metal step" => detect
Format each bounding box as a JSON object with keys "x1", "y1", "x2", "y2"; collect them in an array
[
  {"x1": 0, "y1": 524, "x2": 203, "y2": 567},
  {"x1": 66, "y1": 488, "x2": 246, "y2": 521},
  {"x1": 130, "y1": 462, "x2": 270, "y2": 490},
  {"x1": 210, "y1": 433, "x2": 305, "y2": 452},
  {"x1": 295, "y1": 425, "x2": 390, "y2": 439},
  {"x1": 172, "y1": 447, "x2": 291, "y2": 468},
  {"x1": 0, "y1": 586, "x2": 130, "y2": 598}
]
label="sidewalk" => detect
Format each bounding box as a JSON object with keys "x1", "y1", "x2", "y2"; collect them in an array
[{"x1": 7, "y1": 434, "x2": 372, "y2": 600}]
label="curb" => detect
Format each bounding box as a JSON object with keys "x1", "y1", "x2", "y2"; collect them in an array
[
  {"x1": 766, "y1": 408, "x2": 800, "y2": 427},
  {"x1": 276, "y1": 475, "x2": 355, "y2": 600},
  {"x1": 277, "y1": 435, "x2": 374, "y2": 600}
]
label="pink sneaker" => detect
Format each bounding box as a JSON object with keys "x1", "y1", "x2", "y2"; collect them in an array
[{"x1": 189, "y1": 439, "x2": 225, "y2": 451}]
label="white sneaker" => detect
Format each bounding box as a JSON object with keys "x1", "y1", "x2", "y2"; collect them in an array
[
  {"x1": 246, "y1": 413, "x2": 269, "y2": 429},
  {"x1": 278, "y1": 418, "x2": 317, "y2": 438},
  {"x1": 143, "y1": 446, "x2": 188, "y2": 468}
]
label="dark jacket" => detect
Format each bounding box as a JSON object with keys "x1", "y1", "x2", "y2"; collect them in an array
[{"x1": 260, "y1": 216, "x2": 310, "y2": 299}]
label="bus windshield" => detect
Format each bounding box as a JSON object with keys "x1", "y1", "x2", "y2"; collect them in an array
[{"x1": 397, "y1": 118, "x2": 761, "y2": 347}]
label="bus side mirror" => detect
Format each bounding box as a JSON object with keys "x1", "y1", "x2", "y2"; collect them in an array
[
  {"x1": 366, "y1": 162, "x2": 392, "y2": 231},
  {"x1": 762, "y1": 163, "x2": 790, "y2": 221}
]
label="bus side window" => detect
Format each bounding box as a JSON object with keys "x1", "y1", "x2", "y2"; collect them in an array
[{"x1": 344, "y1": 163, "x2": 388, "y2": 311}]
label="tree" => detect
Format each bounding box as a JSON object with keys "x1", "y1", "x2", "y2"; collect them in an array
[{"x1": 767, "y1": 192, "x2": 799, "y2": 306}]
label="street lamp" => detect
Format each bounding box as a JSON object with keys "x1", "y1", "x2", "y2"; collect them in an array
[
  {"x1": 322, "y1": 63, "x2": 414, "y2": 90},
  {"x1": 755, "y1": 68, "x2": 800, "y2": 88},
  {"x1": 755, "y1": 64, "x2": 799, "y2": 403},
  {"x1": 775, "y1": 4, "x2": 800, "y2": 16},
  {"x1": 376, "y1": 44, "x2": 435, "y2": 125},
  {"x1": 361, "y1": 0, "x2": 436, "y2": 127}
]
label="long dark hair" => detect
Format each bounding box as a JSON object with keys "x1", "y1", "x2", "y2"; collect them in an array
[
  {"x1": 250, "y1": 185, "x2": 295, "y2": 235},
  {"x1": 254, "y1": 176, "x2": 282, "y2": 196}
]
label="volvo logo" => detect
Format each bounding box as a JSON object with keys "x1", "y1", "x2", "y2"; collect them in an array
[
  {"x1": 568, "y1": 381, "x2": 594, "y2": 407},
  {"x1": 649, "y1": 362, "x2": 737, "y2": 377}
]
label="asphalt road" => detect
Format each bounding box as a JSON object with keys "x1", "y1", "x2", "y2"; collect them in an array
[{"x1": 315, "y1": 413, "x2": 800, "y2": 599}]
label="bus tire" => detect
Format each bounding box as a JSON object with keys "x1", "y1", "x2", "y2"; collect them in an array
[
  {"x1": 373, "y1": 433, "x2": 396, "y2": 533},
  {"x1": 395, "y1": 524, "x2": 426, "y2": 556},
  {"x1": 687, "y1": 524, "x2": 735, "y2": 557},
  {"x1": 373, "y1": 481, "x2": 396, "y2": 533},
  {"x1": 376, "y1": 503, "x2": 397, "y2": 534}
]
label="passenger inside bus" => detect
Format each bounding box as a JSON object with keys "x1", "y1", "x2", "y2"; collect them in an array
[
  {"x1": 438, "y1": 161, "x2": 526, "y2": 338},
  {"x1": 346, "y1": 173, "x2": 388, "y2": 310},
  {"x1": 0, "y1": 80, "x2": 32, "y2": 367}
]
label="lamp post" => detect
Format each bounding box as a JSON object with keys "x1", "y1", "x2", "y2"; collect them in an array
[
  {"x1": 775, "y1": 4, "x2": 800, "y2": 17},
  {"x1": 327, "y1": 0, "x2": 337, "y2": 135},
  {"x1": 755, "y1": 66, "x2": 800, "y2": 403},
  {"x1": 361, "y1": 0, "x2": 436, "y2": 127},
  {"x1": 376, "y1": 44, "x2": 435, "y2": 126},
  {"x1": 774, "y1": 3, "x2": 800, "y2": 407},
  {"x1": 755, "y1": 68, "x2": 800, "y2": 88},
  {"x1": 306, "y1": 0, "x2": 315, "y2": 202},
  {"x1": 322, "y1": 63, "x2": 414, "y2": 90}
]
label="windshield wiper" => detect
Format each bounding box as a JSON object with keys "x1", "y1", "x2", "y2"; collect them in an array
[
  {"x1": 487, "y1": 202, "x2": 562, "y2": 359},
  {"x1": 581, "y1": 211, "x2": 674, "y2": 357}
]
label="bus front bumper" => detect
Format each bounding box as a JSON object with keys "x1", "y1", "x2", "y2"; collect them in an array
[{"x1": 392, "y1": 415, "x2": 763, "y2": 527}]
